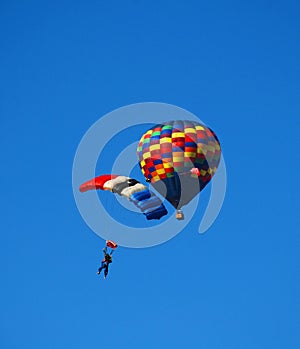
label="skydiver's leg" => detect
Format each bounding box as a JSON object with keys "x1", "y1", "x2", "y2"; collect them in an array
[
  {"x1": 104, "y1": 264, "x2": 109, "y2": 279},
  {"x1": 97, "y1": 261, "x2": 106, "y2": 275}
]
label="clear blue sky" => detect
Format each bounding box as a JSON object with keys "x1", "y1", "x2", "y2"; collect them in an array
[{"x1": 1, "y1": 1, "x2": 299, "y2": 348}]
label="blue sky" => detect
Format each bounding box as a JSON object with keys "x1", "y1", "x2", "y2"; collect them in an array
[{"x1": 1, "y1": 1, "x2": 300, "y2": 348}]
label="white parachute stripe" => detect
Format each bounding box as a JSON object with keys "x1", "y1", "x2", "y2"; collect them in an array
[
  {"x1": 121, "y1": 183, "x2": 148, "y2": 199},
  {"x1": 103, "y1": 176, "x2": 130, "y2": 191}
]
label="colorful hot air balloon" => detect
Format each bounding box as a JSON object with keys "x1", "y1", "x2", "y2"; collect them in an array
[
  {"x1": 137, "y1": 120, "x2": 221, "y2": 219},
  {"x1": 79, "y1": 174, "x2": 168, "y2": 220}
]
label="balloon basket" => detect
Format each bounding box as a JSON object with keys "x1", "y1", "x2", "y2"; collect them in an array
[{"x1": 176, "y1": 210, "x2": 184, "y2": 220}]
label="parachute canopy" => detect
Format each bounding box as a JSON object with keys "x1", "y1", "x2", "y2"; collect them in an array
[
  {"x1": 79, "y1": 174, "x2": 168, "y2": 220},
  {"x1": 79, "y1": 175, "x2": 118, "y2": 192},
  {"x1": 137, "y1": 120, "x2": 221, "y2": 211},
  {"x1": 106, "y1": 240, "x2": 118, "y2": 249}
]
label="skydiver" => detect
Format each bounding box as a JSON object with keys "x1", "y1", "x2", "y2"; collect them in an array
[{"x1": 96, "y1": 247, "x2": 113, "y2": 279}]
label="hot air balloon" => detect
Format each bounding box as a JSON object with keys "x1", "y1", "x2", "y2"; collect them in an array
[
  {"x1": 79, "y1": 174, "x2": 168, "y2": 220},
  {"x1": 137, "y1": 120, "x2": 221, "y2": 219}
]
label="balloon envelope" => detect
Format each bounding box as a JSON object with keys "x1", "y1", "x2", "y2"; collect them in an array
[{"x1": 137, "y1": 120, "x2": 221, "y2": 209}]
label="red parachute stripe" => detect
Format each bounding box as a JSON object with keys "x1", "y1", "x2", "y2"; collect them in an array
[
  {"x1": 79, "y1": 175, "x2": 118, "y2": 192},
  {"x1": 106, "y1": 240, "x2": 118, "y2": 249}
]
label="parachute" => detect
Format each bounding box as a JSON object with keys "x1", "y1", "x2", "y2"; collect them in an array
[
  {"x1": 137, "y1": 120, "x2": 221, "y2": 219},
  {"x1": 106, "y1": 240, "x2": 118, "y2": 249},
  {"x1": 79, "y1": 174, "x2": 168, "y2": 220}
]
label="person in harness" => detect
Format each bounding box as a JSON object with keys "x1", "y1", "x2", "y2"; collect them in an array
[{"x1": 97, "y1": 246, "x2": 113, "y2": 279}]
